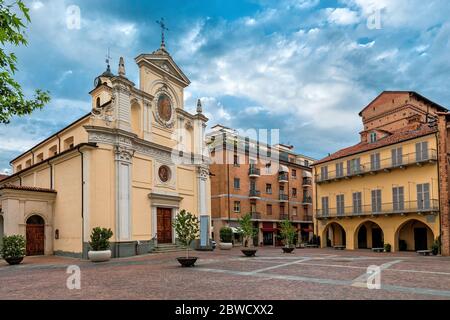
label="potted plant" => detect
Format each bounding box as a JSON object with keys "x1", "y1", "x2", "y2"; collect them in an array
[
  {"x1": 238, "y1": 213, "x2": 258, "y2": 257},
  {"x1": 88, "y1": 227, "x2": 113, "y2": 262},
  {"x1": 219, "y1": 226, "x2": 233, "y2": 250},
  {"x1": 384, "y1": 243, "x2": 391, "y2": 253},
  {"x1": 1, "y1": 235, "x2": 26, "y2": 265},
  {"x1": 173, "y1": 209, "x2": 200, "y2": 267},
  {"x1": 279, "y1": 219, "x2": 296, "y2": 253},
  {"x1": 432, "y1": 237, "x2": 440, "y2": 255}
]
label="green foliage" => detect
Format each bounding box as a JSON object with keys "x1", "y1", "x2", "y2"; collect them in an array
[
  {"x1": 89, "y1": 227, "x2": 113, "y2": 251},
  {"x1": 279, "y1": 219, "x2": 296, "y2": 248},
  {"x1": 1, "y1": 234, "x2": 26, "y2": 258},
  {"x1": 384, "y1": 243, "x2": 391, "y2": 252},
  {"x1": 219, "y1": 226, "x2": 233, "y2": 243},
  {"x1": 173, "y1": 209, "x2": 199, "y2": 258},
  {"x1": 432, "y1": 237, "x2": 441, "y2": 255},
  {"x1": 237, "y1": 213, "x2": 257, "y2": 248},
  {"x1": 0, "y1": 0, "x2": 51, "y2": 123}
]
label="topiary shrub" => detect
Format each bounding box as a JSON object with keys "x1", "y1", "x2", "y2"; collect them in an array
[
  {"x1": 89, "y1": 227, "x2": 113, "y2": 251},
  {"x1": 1, "y1": 235, "x2": 26, "y2": 259},
  {"x1": 220, "y1": 227, "x2": 233, "y2": 243},
  {"x1": 384, "y1": 243, "x2": 391, "y2": 252}
]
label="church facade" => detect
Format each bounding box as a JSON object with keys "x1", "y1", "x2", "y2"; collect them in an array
[{"x1": 0, "y1": 44, "x2": 211, "y2": 258}]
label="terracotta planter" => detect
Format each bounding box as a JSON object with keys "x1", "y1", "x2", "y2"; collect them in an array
[
  {"x1": 5, "y1": 257, "x2": 24, "y2": 265},
  {"x1": 241, "y1": 249, "x2": 257, "y2": 257},
  {"x1": 177, "y1": 257, "x2": 198, "y2": 267},
  {"x1": 88, "y1": 250, "x2": 111, "y2": 262},
  {"x1": 282, "y1": 247, "x2": 295, "y2": 254},
  {"x1": 219, "y1": 242, "x2": 233, "y2": 250}
]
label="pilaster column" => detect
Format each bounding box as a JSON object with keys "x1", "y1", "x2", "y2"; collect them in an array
[
  {"x1": 115, "y1": 145, "x2": 134, "y2": 242},
  {"x1": 197, "y1": 165, "x2": 210, "y2": 247}
]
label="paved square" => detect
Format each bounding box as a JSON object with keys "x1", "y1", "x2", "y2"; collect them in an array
[{"x1": 1, "y1": 248, "x2": 450, "y2": 299}]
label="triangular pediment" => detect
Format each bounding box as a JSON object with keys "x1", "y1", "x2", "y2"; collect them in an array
[{"x1": 135, "y1": 49, "x2": 190, "y2": 87}]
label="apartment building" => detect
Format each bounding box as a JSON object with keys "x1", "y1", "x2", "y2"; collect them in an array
[
  {"x1": 207, "y1": 125, "x2": 315, "y2": 246},
  {"x1": 313, "y1": 91, "x2": 450, "y2": 255}
]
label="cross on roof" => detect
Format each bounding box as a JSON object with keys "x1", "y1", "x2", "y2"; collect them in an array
[{"x1": 156, "y1": 18, "x2": 169, "y2": 48}]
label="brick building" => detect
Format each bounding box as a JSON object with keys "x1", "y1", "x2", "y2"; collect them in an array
[{"x1": 207, "y1": 125, "x2": 315, "y2": 246}]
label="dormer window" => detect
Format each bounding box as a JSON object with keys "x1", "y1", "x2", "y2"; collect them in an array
[{"x1": 369, "y1": 132, "x2": 377, "y2": 143}]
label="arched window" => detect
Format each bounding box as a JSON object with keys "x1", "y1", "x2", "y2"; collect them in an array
[{"x1": 96, "y1": 97, "x2": 101, "y2": 108}]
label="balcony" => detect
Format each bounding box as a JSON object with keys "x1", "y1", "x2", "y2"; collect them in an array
[
  {"x1": 315, "y1": 149, "x2": 437, "y2": 184},
  {"x1": 248, "y1": 166, "x2": 261, "y2": 177},
  {"x1": 279, "y1": 213, "x2": 289, "y2": 220},
  {"x1": 278, "y1": 173, "x2": 289, "y2": 183},
  {"x1": 251, "y1": 212, "x2": 261, "y2": 220},
  {"x1": 316, "y1": 199, "x2": 439, "y2": 219},
  {"x1": 302, "y1": 177, "x2": 312, "y2": 187},
  {"x1": 303, "y1": 215, "x2": 313, "y2": 222},
  {"x1": 279, "y1": 193, "x2": 289, "y2": 202},
  {"x1": 303, "y1": 196, "x2": 313, "y2": 204},
  {"x1": 249, "y1": 190, "x2": 261, "y2": 199}
]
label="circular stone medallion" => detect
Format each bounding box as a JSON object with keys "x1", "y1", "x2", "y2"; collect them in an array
[
  {"x1": 157, "y1": 93, "x2": 172, "y2": 122},
  {"x1": 158, "y1": 165, "x2": 171, "y2": 182}
]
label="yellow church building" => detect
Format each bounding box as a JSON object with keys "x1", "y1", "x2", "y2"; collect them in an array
[
  {"x1": 313, "y1": 91, "x2": 450, "y2": 254},
  {"x1": 0, "y1": 42, "x2": 212, "y2": 258}
]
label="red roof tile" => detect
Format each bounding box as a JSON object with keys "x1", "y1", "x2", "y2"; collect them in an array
[
  {"x1": 0, "y1": 184, "x2": 57, "y2": 193},
  {"x1": 314, "y1": 124, "x2": 437, "y2": 165},
  {"x1": 0, "y1": 174, "x2": 8, "y2": 181}
]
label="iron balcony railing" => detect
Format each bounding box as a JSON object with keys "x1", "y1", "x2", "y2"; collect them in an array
[
  {"x1": 315, "y1": 149, "x2": 437, "y2": 183},
  {"x1": 248, "y1": 166, "x2": 261, "y2": 176},
  {"x1": 304, "y1": 215, "x2": 313, "y2": 222},
  {"x1": 303, "y1": 196, "x2": 313, "y2": 204},
  {"x1": 251, "y1": 212, "x2": 261, "y2": 219},
  {"x1": 278, "y1": 173, "x2": 289, "y2": 182},
  {"x1": 249, "y1": 190, "x2": 261, "y2": 198},
  {"x1": 316, "y1": 199, "x2": 439, "y2": 219},
  {"x1": 302, "y1": 177, "x2": 312, "y2": 186},
  {"x1": 279, "y1": 214, "x2": 289, "y2": 220},
  {"x1": 279, "y1": 193, "x2": 289, "y2": 201}
]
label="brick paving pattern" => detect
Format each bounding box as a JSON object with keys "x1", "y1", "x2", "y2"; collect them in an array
[{"x1": 1, "y1": 248, "x2": 450, "y2": 300}]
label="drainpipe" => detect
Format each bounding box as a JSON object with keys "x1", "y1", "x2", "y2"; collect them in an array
[
  {"x1": 31, "y1": 150, "x2": 35, "y2": 166},
  {"x1": 77, "y1": 147, "x2": 85, "y2": 258},
  {"x1": 57, "y1": 134, "x2": 61, "y2": 154}
]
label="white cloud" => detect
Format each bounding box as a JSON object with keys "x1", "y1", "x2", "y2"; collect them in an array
[
  {"x1": 31, "y1": 1, "x2": 44, "y2": 10},
  {"x1": 326, "y1": 8, "x2": 360, "y2": 25}
]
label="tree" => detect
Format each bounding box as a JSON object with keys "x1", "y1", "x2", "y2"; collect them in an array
[
  {"x1": 173, "y1": 209, "x2": 199, "y2": 258},
  {"x1": 237, "y1": 213, "x2": 257, "y2": 248},
  {"x1": 279, "y1": 219, "x2": 297, "y2": 248},
  {"x1": 0, "y1": 0, "x2": 50, "y2": 123}
]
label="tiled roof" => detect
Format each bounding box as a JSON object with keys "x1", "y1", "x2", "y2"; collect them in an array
[
  {"x1": 0, "y1": 174, "x2": 8, "y2": 181},
  {"x1": 314, "y1": 124, "x2": 437, "y2": 165},
  {"x1": 0, "y1": 184, "x2": 57, "y2": 193}
]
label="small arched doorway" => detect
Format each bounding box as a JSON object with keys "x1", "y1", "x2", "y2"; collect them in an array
[
  {"x1": 355, "y1": 221, "x2": 384, "y2": 249},
  {"x1": 323, "y1": 222, "x2": 346, "y2": 247},
  {"x1": 26, "y1": 215, "x2": 45, "y2": 256},
  {"x1": 396, "y1": 219, "x2": 434, "y2": 251}
]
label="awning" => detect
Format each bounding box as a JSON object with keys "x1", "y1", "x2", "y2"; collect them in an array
[
  {"x1": 261, "y1": 227, "x2": 277, "y2": 232},
  {"x1": 302, "y1": 171, "x2": 312, "y2": 177},
  {"x1": 278, "y1": 165, "x2": 289, "y2": 173}
]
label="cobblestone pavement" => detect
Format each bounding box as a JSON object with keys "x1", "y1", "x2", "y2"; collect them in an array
[{"x1": 1, "y1": 248, "x2": 450, "y2": 300}]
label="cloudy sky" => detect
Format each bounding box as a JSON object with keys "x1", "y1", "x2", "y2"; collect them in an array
[{"x1": 1, "y1": 0, "x2": 450, "y2": 173}]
